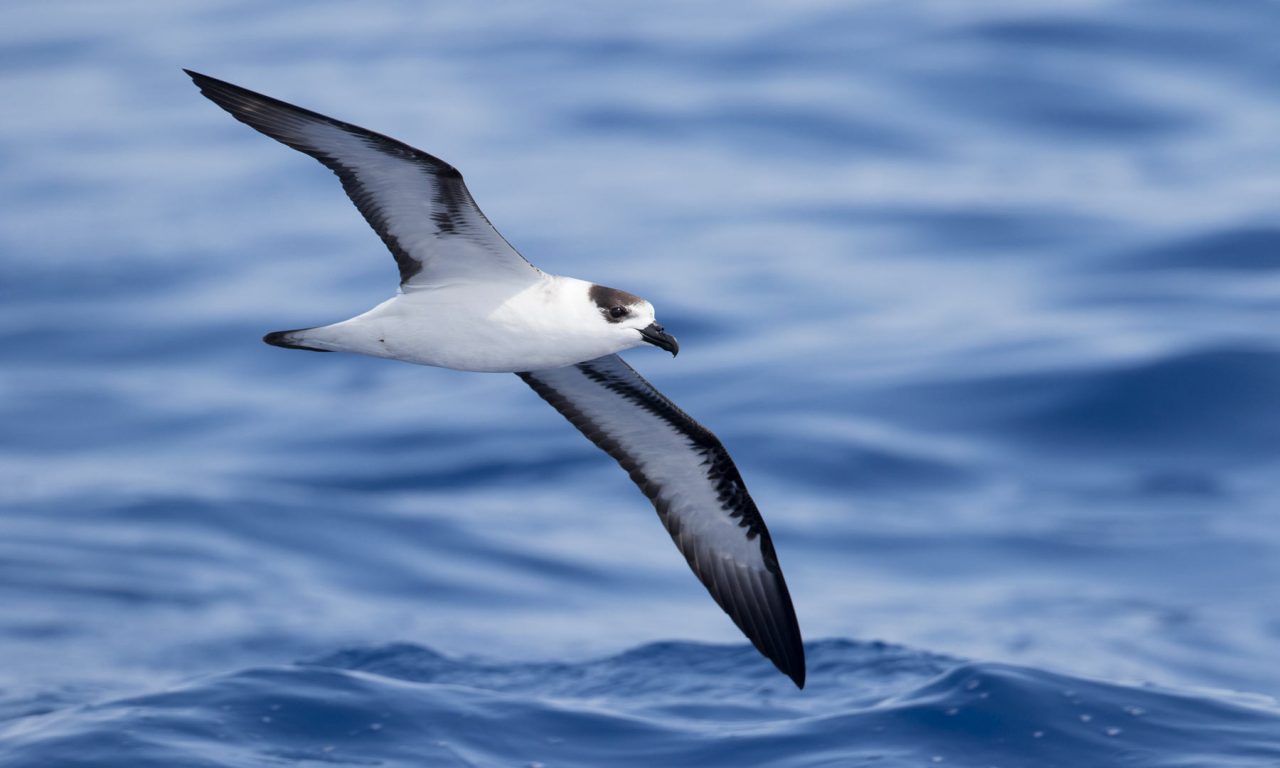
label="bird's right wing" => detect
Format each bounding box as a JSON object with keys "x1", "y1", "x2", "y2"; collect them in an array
[
  {"x1": 518, "y1": 355, "x2": 805, "y2": 688},
  {"x1": 186, "y1": 70, "x2": 541, "y2": 290}
]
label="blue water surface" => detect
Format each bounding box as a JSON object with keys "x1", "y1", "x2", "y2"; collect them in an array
[{"x1": 2, "y1": 1, "x2": 1280, "y2": 765}]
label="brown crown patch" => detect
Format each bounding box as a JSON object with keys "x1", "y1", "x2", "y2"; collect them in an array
[{"x1": 588, "y1": 284, "x2": 643, "y2": 322}]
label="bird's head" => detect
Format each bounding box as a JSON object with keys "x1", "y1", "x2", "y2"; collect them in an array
[{"x1": 588, "y1": 283, "x2": 679, "y2": 356}]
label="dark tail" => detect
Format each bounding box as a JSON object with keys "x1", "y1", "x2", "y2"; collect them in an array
[{"x1": 263, "y1": 329, "x2": 330, "y2": 352}]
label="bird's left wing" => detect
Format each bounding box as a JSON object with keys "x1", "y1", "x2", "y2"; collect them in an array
[
  {"x1": 518, "y1": 355, "x2": 805, "y2": 687},
  {"x1": 185, "y1": 70, "x2": 541, "y2": 290}
]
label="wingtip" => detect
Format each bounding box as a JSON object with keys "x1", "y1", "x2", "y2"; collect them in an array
[
  {"x1": 183, "y1": 69, "x2": 224, "y2": 96},
  {"x1": 788, "y1": 663, "x2": 806, "y2": 690},
  {"x1": 772, "y1": 642, "x2": 806, "y2": 689},
  {"x1": 765, "y1": 611, "x2": 806, "y2": 689},
  {"x1": 183, "y1": 69, "x2": 236, "y2": 94}
]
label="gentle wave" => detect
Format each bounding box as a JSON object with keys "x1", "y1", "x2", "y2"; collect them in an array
[{"x1": 4, "y1": 641, "x2": 1278, "y2": 768}]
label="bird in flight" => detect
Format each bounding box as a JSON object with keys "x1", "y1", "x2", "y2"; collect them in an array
[{"x1": 186, "y1": 70, "x2": 805, "y2": 688}]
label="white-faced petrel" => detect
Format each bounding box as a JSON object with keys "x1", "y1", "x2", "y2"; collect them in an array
[{"x1": 186, "y1": 70, "x2": 805, "y2": 688}]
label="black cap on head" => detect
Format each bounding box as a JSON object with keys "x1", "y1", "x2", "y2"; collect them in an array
[{"x1": 589, "y1": 284, "x2": 643, "y2": 323}]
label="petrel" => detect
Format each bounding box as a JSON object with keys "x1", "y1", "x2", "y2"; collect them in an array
[{"x1": 186, "y1": 70, "x2": 805, "y2": 688}]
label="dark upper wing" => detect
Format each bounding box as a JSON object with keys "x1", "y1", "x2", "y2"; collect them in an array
[
  {"x1": 185, "y1": 70, "x2": 540, "y2": 289},
  {"x1": 519, "y1": 355, "x2": 805, "y2": 688}
]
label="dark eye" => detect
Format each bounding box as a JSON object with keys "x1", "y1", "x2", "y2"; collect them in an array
[{"x1": 609, "y1": 306, "x2": 628, "y2": 319}]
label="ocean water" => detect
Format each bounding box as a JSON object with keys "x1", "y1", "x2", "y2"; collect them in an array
[{"x1": 3, "y1": 1, "x2": 1280, "y2": 765}]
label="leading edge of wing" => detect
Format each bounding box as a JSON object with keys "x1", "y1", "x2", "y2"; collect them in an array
[{"x1": 518, "y1": 355, "x2": 805, "y2": 688}]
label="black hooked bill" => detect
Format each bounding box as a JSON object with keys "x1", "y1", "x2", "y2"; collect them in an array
[{"x1": 638, "y1": 323, "x2": 679, "y2": 356}]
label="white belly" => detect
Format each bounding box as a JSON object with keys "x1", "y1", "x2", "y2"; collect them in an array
[{"x1": 376, "y1": 310, "x2": 633, "y2": 372}]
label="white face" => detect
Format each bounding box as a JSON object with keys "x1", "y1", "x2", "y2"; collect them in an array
[
  {"x1": 587, "y1": 283, "x2": 654, "y2": 340},
  {"x1": 602, "y1": 300, "x2": 656, "y2": 334},
  {"x1": 585, "y1": 282, "x2": 678, "y2": 356}
]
